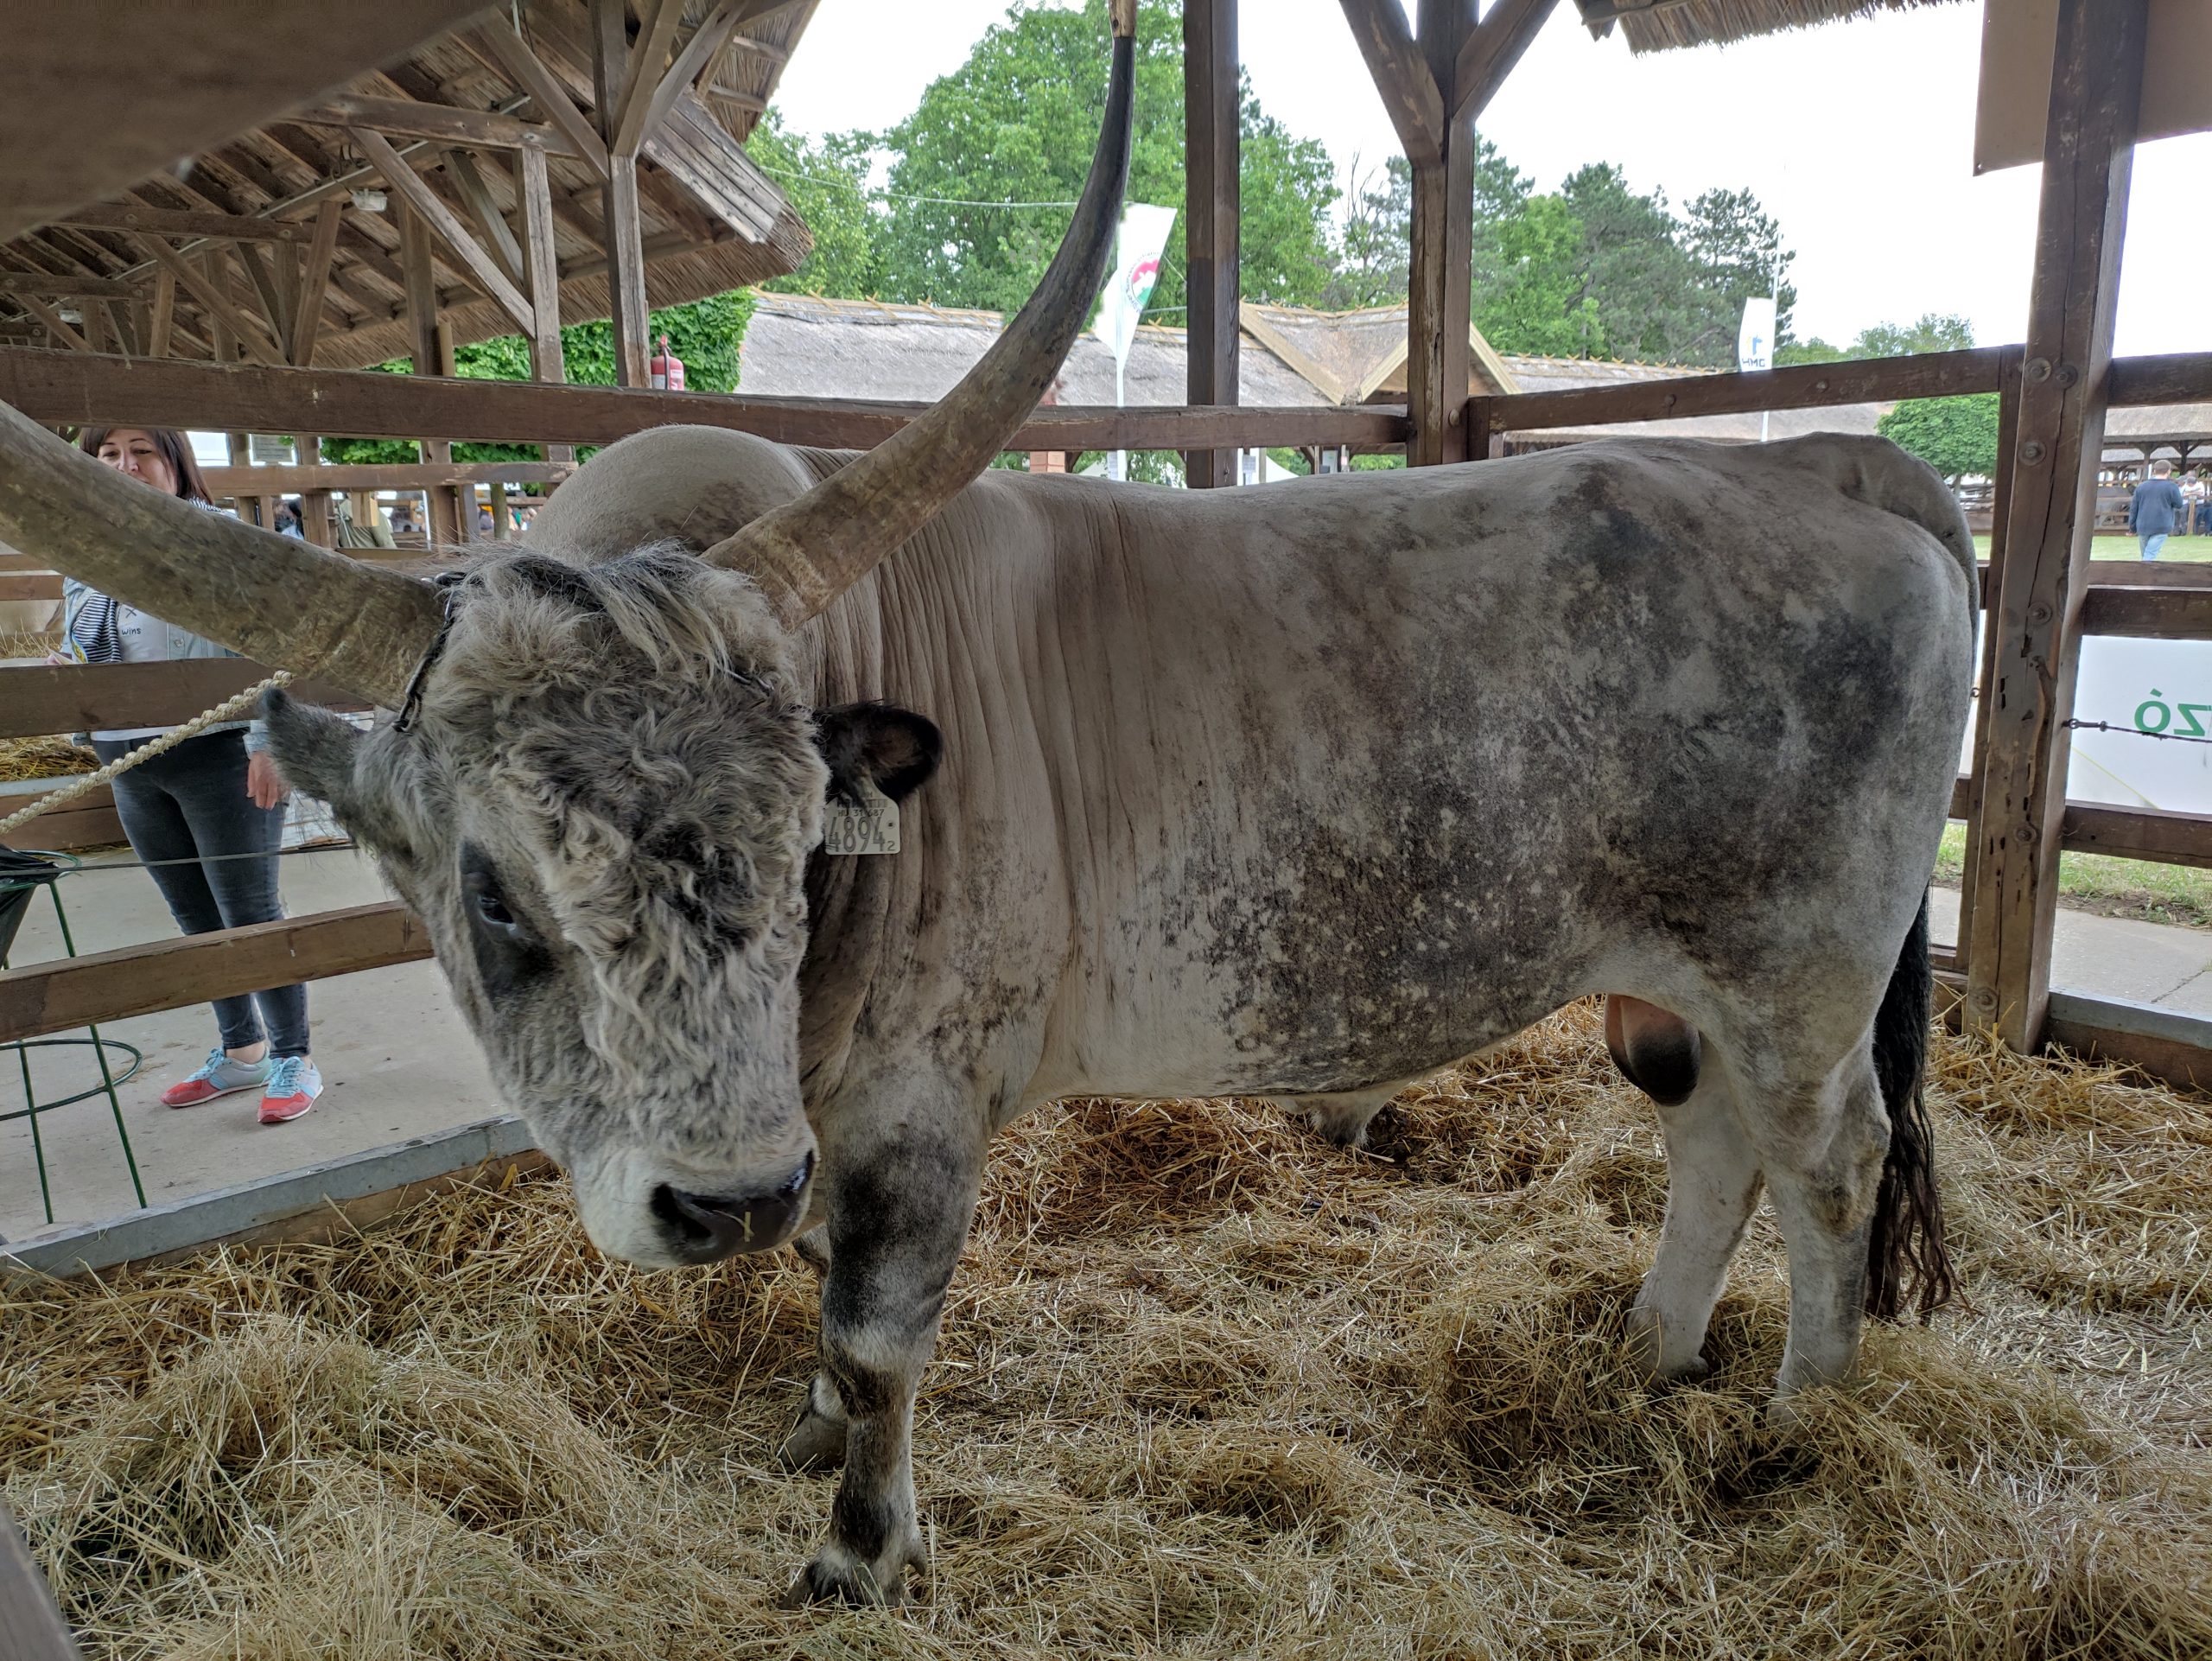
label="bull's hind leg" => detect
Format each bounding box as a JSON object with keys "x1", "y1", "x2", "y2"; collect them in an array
[
  {"x1": 1628, "y1": 1056, "x2": 1764, "y2": 1381},
  {"x1": 1278, "y1": 1084, "x2": 1402, "y2": 1149},
  {"x1": 1730, "y1": 1038, "x2": 1891, "y2": 1405}
]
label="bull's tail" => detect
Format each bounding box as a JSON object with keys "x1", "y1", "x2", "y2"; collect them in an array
[{"x1": 1864, "y1": 891, "x2": 1955, "y2": 1321}]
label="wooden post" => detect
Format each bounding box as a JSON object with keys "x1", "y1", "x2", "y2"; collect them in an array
[
  {"x1": 1184, "y1": 0, "x2": 1239, "y2": 489},
  {"x1": 1407, "y1": 0, "x2": 1476, "y2": 468},
  {"x1": 518, "y1": 137, "x2": 575, "y2": 467},
  {"x1": 1963, "y1": 0, "x2": 2146, "y2": 1050},
  {"x1": 297, "y1": 435, "x2": 334, "y2": 548},
  {"x1": 1954, "y1": 350, "x2": 2024, "y2": 979},
  {"x1": 594, "y1": 0, "x2": 652, "y2": 388},
  {"x1": 399, "y1": 200, "x2": 462, "y2": 546}
]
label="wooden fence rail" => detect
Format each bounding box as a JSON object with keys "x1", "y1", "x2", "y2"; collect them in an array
[
  {"x1": 0, "y1": 902, "x2": 428, "y2": 1045},
  {"x1": 2, "y1": 660, "x2": 360, "y2": 739},
  {"x1": 0, "y1": 347, "x2": 1410, "y2": 453}
]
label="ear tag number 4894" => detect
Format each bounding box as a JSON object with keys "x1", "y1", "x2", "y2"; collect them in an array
[{"x1": 824, "y1": 780, "x2": 899, "y2": 856}]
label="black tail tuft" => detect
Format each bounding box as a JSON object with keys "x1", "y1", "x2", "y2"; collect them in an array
[{"x1": 1866, "y1": 892, "x2": 1955, "y2": 1322}]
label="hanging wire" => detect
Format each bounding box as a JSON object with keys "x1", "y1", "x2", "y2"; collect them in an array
[{"x1": 750, "y1": 159, "x2": 1081, "y2": 211}]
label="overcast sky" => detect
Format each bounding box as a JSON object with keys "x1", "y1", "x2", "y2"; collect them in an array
[{"x1": 772, "y1": 0, "x2": 2205, "y2": 359}]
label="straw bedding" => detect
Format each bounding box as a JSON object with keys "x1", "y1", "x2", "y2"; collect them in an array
[{"x1": 4, "y1": 1002, "x2": 2208, "y2": 1658}]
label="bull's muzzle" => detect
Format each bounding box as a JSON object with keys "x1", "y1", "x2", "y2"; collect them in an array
[{"x1": 652, "y1": 1151, "x2": 815, "y2": 1263}]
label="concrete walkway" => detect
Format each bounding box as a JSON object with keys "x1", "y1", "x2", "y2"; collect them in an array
[
  {"x1": 7, "y1": 857, "x2": 2209, "y2": 1245},
  {"x1": 3, "y1": 847, "x2": 500, "y2": 1243},
  {"x1": 1929, "y1": 888, "x2": 2212, "y2": 1011}
]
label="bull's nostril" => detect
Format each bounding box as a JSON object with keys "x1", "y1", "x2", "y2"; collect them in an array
[{"x1": 651, "y1": 1182, "x2": 715, "y2": 1246}]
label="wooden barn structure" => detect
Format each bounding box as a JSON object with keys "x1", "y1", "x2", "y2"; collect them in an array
[{"x1": 0, "y1": 0, "x2": 2209, "y2": 1303}]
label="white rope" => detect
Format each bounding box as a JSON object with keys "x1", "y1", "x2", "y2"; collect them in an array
[{"x1": 0, "y1": 671, "x2": 294, "y2": 840}]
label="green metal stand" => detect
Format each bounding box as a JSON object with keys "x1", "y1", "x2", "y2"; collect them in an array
[{"x1": 2, "y1": 850, "x2": 145, "y2": 1225}]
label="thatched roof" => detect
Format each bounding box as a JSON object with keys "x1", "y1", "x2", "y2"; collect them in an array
[
  {"x1": 1579, "y1": 0, "x2": 1964, "y2": 54},
  {"x1": 740, "y1": 294, "x2": 1325, "y2": 409},
  {"x1": 2106, "y1": 405, "x2": 2212, "y2": 462},
  {"x1": 0, "y1": 1, "x2": 817, "y2": 371}
]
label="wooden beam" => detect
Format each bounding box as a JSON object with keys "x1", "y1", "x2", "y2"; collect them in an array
[
  {"x1": 1963, "y1": 0, "x2": 2146, "y2": 1051},
  {"x1": 2078, "y1": 583, "x2": 2212, "y2": 638},
  {"x1": 0, "y1": 270, "x2": 137, "y2": 298},
  {"x1": 0, "y1": 347, "x2": 1415, "y2": 453},
  {"x1": 349, "y1": 126, "x2": 536, "y2": 336},
  {"x1": 15, "y1": 294, "x2": 88, "y2": 351},
  {"x1": 1338, "y1": 0, "x2": 1445, "y2": 168},
  {"x1": 0, "y1": 903, "x2": 430, "y2": 1046},
  {"x1": 638, "y1": 0, "x2": 762, "y2": 154},
  {"x1": 1, "y1": 660, "x2": 360, "y2": 741},
  {"x1": 295, "y1": 92, "x2": 586, "y2": 158},
  {"x1": 147, "y1": 268, "x2": 175, "y2": 358},
  {"x1": 594, "y1": 0, "x2": 653, "y2": 387},
  {"x1": 201, "y1": 461, "x2": 574, "y2": 494},
  {"x1": 2061, "y1": 801, "x2": 2212, "y2": 869},
  {"x1": 2108, "y1": 350, "x2": 2212, "y2": 407},
  {"x1": 290, "y1": 201, "x2": 344, "y2": 366},
  {"x1": 612, "y1": 0, "x2": 690, "y2": 158},
  {"x1": 445, "y1": 150, "x2": 528, "y2": 290},
  {"x1": 472, "y1": 22, "x2": 613, "y2": 180},
  {"x1": 134, "y1": 234, "x2": 285, "y2": 365},
  {"x1": 237, "y1": 242, "x2": 293, "y2": 347},
  {"x1": 1407, "y1": 0, "x2": 1477, "y2": 468},
  {"x1": 1489, "y1": 345, "x2": 2012, "y2": 430},
  {"x1": 1185, "y1": 0, "x2": 1240, "y2": 489},
  {"x1": 37, "y1": 202, "x2": 315, "y2": 244},
  {"x1": 1452, "y1": 0, "x2": 1555, "y2": 122},
  {"x1": 517, "y1": 138, "x2": 574, "y2": 473}
]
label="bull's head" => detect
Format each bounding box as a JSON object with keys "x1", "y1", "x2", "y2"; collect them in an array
[{"x1": 0, "y1": 9, "x2": 1136, "y2": 1269}]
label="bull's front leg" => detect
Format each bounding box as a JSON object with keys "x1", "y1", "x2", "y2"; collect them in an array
[{"x1": 781, "y1": 1101, "x2": 983, "y2": 1607}]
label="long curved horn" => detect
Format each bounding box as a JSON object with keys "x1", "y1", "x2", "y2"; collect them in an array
[
  {"x1": 0, "y1": 398, "x2": 442, "y2": 706},
  {"x1": 702, "y1": 1, "x2": 1141, "y2": 623}
]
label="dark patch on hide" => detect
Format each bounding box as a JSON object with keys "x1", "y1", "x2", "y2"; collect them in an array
[{"x1": 495, "y1": 551, "x2": 607, "y2": 613}]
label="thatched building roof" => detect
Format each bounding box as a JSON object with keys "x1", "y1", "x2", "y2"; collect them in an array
[
  {"x1": 0, "y1": 1, "x2": 817, "y2": 371},
  {"x1": 1579, "y1": 0, "x2": 1964, "y2": 54}
]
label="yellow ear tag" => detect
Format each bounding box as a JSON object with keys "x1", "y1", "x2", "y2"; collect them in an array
[{"x1": 823, "y1": 779, "x2": 899, "y2": 856}]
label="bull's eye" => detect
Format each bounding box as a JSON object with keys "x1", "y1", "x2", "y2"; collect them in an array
[{"x1": 474, "y1": 888, "x2": 516, "y2": 928}]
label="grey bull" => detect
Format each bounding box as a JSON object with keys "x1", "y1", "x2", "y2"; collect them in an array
[{"x1": 0, "y1": 13, "x2": 1972, "y2": 1607}]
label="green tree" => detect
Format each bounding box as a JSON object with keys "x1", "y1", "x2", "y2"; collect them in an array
[
  {"x1": 1676, "y1": 186, "x2": 1797, "y2": 366},
  {"x1": 747, "y1": 113, "x2": 879, "y2": 296},
  {"x1": 871, "y1": 0, "x2": 1337, "y2": 315},
  {"x1": 1556, "y1": 164, "x2": 1703, "y2": 364},
  {"x1": 1475, "y1": 194, "x2": 1602, "y2": 358},
  {"x1": 1879, "y1": 393, "x2": 2000, "y2": 483},
  {"x1": 1852, "y1": 312, "x2": 1974, "y2": 359}
]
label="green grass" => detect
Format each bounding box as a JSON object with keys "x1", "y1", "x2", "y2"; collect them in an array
[
  {"x1": 1936, "y1": 821, "x2": 2212, "y2": 929},
  {"x1": 1974, "y1": 533, "x2": 2212, "y2": 563}
]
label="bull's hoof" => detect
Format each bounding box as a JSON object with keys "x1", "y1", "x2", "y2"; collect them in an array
[
  {"x1": 777, "y1": 1402, "x2": 849, "y2": 1473},
  {"x1": 779, "y1": 1537, "x2": 920, "y2": 1607},
  {"x1": 1624, "y1": 1304, "x2": 1709, "y2": 1383}
]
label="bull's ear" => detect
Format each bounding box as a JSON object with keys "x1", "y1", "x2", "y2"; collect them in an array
[
  {"x1": 814, "y1": 702, "x2": 942, "y2": 803},
  {"x1": 261, "y1": 688, "x2": 416, "y2": 858}
]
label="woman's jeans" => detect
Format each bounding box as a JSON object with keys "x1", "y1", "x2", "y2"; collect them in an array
[{"x1": 92, "y1": 729, "x2": 309, "y2": 1057}]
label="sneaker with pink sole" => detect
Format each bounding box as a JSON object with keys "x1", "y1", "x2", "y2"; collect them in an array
[
  {"x1": 258, "y1": 1056, "x2": 323, "y2": 1124},
  {"x1": 162, "y1": 1048, "x2": 270, "y2": 1109}
]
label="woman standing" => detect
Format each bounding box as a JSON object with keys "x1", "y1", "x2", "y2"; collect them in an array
[{"x1": 56, "y1": 427, "x2": 321, "y2": 1123}]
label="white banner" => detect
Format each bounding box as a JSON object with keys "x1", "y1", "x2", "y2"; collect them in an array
[
  {"x1": 1094, "y1": 203, "x2": 1179, "y2": 368},
  {"x1": 1738, "y1": 296, "x2": 1777, "y2": 373},
  {"x1": 1961, "y1": 627, "x2": 2212, "y2": 812}
]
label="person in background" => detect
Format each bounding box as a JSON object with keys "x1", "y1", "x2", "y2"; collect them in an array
[
  {"x1": 53, "y1": 426, "x2": 323, "y2": 1124},
  {"x1": 2130, "y1": 460, "x2": 2185, "y2": 561},
  {"x1": 272, "y1": 498, "x2": 304, "y2": 539}
]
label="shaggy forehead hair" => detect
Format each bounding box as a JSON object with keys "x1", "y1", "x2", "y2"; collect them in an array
[{"x1": 392, "y1": 546, "x2": 829, "y2": 1078}]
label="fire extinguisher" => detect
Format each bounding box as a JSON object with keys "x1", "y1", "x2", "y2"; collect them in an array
[{"x1": 649, "y1": 333, "x2": 685, "y2": 391}]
